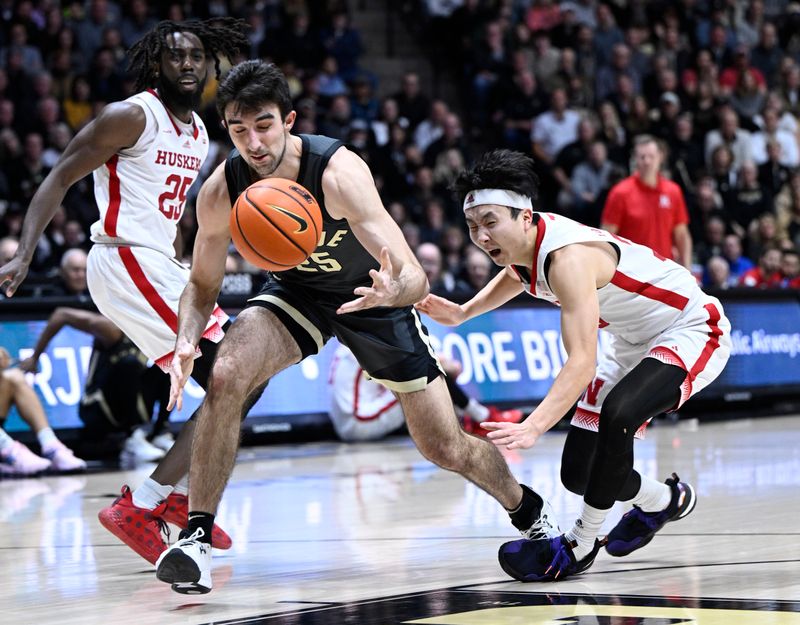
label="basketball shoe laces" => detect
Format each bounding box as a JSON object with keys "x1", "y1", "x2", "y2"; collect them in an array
[
  {"x1": 544, "y1": 538, "x2": 574, "y2": 579},
  {"x1": 181, "y1": 527, "x2": 209, "y2": 553},
  {"x1": 109, "y1": 489, "x2": 171, "y2": 543},
  {"x1": 523, "y1": 504, "x2": 558, "y2": 540}
]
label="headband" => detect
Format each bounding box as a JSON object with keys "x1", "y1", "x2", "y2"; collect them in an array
[{"x1": 463, "y1": 188, "x2": 532, "y2": 212}]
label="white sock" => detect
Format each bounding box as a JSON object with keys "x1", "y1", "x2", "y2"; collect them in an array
[
  {"x1": 132, "y1": 477, "x2": 173, "y2": 509},
  {"x1": 173, "y1": 475, "x2": 189, "y2": 496},
  {"x1": 0, "y1": 428, "x2": 14, "y2": 453},
  {"x1": 36, "y1": 427, "x2": 58, "y2": 450},
  {"x1": 464, "y1": 398, "x2": 489, "y2": 421},
  {"x1": 625, "y1": 475, "x2": 671, "y2": 512},
  {"x1": 565, "y1": 502, "x2": 610, "y2": 560}
]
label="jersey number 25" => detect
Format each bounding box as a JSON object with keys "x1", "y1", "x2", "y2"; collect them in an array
[{"x1": 158, "y1": 174, "x2": 193, "y2": 220}]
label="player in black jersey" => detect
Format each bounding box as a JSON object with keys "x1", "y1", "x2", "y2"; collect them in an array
[{"x1": 157, "y1": 61, "x2": 559, "y2": 594}]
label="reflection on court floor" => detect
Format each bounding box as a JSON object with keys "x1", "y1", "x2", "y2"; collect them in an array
[{"x1": 1, "y1": 416, "x2": 799, "y2": 625}]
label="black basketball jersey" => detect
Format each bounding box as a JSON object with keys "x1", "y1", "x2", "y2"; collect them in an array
[{"x1": 224, "y1": 134, "x2": 380, "y2": 294}]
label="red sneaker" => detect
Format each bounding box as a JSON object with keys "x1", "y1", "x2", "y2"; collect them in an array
[
  {"x1": 471, "y1": 407, "x2": 525, "y2": 437},
  {"x1": 97, "y1": 485, "x2": 169, "y2": 565},
  {"x1": 487, "y1": 406, "x2": 524, "y2": 424},
  {"x1": 161, "y1": 492, "x2": 232, "y2": 550}
]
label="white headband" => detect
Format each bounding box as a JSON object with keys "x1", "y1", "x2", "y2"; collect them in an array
[{"x1": 463, "y1": 188, "x2": 532, "y2": 212}]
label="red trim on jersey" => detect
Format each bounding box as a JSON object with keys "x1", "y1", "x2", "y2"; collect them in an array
[
  {"x1": 649, "y1": 346, "x2": 692, "y2": 409},
  {"x1": 610, "y1": 271, "x2": 689, "y2": 310},
  {"x1": 104, "y1": 154, "x2": 121, "y2": 237},
  {"x1": 146, "y1": 88, "x2": 198, "y2": 138},
  {"x1": 119, "y1": 247, "x2": 178, "y2": 331},
  {"x1": 598, "y1": 318, "x2": 609, "y2": 328},
  {"x1": 530, "y1": 215, "x2": 548, "y2": 296},
  {"x1": 572, "y1": 406, "x2": 648, "y2": 439},
  {"x1": 353, "y1": 368, "x2": 398, "y2": 421},
  {"x1": 689, "y1": 303, "x2": 723, "y2": 381}
]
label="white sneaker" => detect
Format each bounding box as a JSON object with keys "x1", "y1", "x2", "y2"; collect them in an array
[
  {"x1": 522, "y1": 496, "x2": 562, "y2": 540},
  {"x1": 121, "y1": 429, "x2": 165, "y2": 463},
  {"x1": 42, "y1": 440, "x2": 87, "y2": 472},
  {"x1": 0, "y1": 441, "x2": 51, "y2": 476},
  {"x1": 150, "y1": 431, "x2": 175, "y2": 452},
  {"x1": 156, "y1": 528, "x2": 212, "y2": 594}
]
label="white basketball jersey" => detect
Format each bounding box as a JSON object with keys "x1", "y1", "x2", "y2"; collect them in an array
[
  {"x1": 328, "y1": 345, "x2": 405, "y2": 442},
  {"x1": 90, "y1": 89, "x2": 209, "y2": 257},
  {"x1": 512, "y1": 213, "x2": 704, "y2": 344}
]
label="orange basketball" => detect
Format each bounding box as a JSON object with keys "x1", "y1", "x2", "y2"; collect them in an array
[{"x1": 230, "y1": 178, "x2": 323, "y2": 271}]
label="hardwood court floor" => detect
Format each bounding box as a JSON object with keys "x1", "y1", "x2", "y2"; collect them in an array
[{"x1": 1, "y1": 415, "x2": 799, "y2": 624}]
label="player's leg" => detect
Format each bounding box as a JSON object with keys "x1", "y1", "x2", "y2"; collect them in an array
[
  {"x1": 156, "y1": 306, "x2": 302, "y2": 594},
  {"x1": 89, "y1": 247, "x2": 234, "y2": 560},
  {"x1": 398, "y1": 375, "x2": 518, "y2": 506},
  {"x1": 604, "y1": 304, "x2": 731, "y2": 557},
  {"x1": 338, "y1": 303, "x2": 559, "y2": 542},
  {"x1": 560, "y1": 422, "x2": 641, "y2": 500},
  {"x1": 1, "y1": 368, "x2": 86, "y2": 472},
  {"x1": 499, "y1": 357, "x2": 687, "y2": 582},
  {"x1": 148, "y1": 335, "x2": 223, "y2": 487},
  {"x1": 397, "y1": 375, "x2": 559, "y2": 539}
]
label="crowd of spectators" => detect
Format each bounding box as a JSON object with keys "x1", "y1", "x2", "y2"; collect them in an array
[
  {"x1": 411, "y1": 0, "x2": 800, "y2": 290},
  {"x1": 1, "y1": 0, "x2": 800, "y2": 301}
]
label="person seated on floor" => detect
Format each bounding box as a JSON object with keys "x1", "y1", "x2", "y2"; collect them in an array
[
  {"x1": 0, "y1": 346, "x2": 86, "y2": 475},
  {"x1": 19, "y1": 307, "x2": 173, "y2": 463},
  {"x1": 328, "y1": 344, "x2": 522, "y2": 442}
]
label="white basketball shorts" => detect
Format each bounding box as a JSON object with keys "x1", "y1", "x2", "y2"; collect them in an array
[
  {"x1": 572, "y1": 296, "x2": 731, "y2": 438},
  {"x1": 87, "y1": 244, "x2": 228, "y2": 370}
]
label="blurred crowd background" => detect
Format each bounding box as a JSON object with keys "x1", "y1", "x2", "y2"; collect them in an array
[{"x1": 2, "y1": 0, "x2": 800, "y2": 300}]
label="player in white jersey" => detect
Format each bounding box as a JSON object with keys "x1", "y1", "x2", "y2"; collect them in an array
[
  {"x1": 416, "y1": 149, "x2": 731, "y2": 581},
  {"x1": 0, "y1": 19, "x2": 251, "y2": 566}
]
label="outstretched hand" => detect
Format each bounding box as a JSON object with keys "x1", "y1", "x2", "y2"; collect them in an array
[
  {"x1": 0, "y1": 256, "x2": 31, "y2": 298},
  {"x1": 480, "y1": 419, "x2": 543, "y2": 450},
  {"x1": 167, "y1": 339, "x2": 196, "y2": 411},
  {"x1": 414, "y1": 294, "x2": 466, "y2": 326},
  {"x1": 337, "y1": 247, "x2": 399, "y2": 314}
]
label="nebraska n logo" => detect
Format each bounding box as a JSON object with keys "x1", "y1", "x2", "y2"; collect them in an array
[{"x1": 267, "y1": 204, "x2": 308, "y2": 233}]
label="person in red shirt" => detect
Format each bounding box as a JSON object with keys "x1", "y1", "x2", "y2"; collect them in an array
[
  {"x1": 779, "y1": 248, "x2": 800, "y2": 288},
  {"x1": 739, "y1": 246, "x2": 783, "y2": 287},
  {"x1": 601, "y1": 135, "x2": 693, "y2": 268}
]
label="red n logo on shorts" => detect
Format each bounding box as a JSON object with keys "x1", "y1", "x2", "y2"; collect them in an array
[{"x1": 584, "y1": 378, "x2": 605, "y2": 406}]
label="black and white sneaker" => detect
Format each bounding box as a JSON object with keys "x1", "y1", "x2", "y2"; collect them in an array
[
  {"x1": 156, "y1": 528, "x2": 212, "y2": 594},
  {"x1": 521, "y1": 496, "x2": 561, "y2": 540}
]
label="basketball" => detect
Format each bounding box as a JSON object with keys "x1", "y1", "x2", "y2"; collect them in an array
[{"x1": 229, "y1": 178, "x2": 323, "y2": 271}]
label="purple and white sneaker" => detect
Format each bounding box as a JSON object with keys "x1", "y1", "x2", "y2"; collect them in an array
[{"x1": 605, "y1": 473, "x2": 697, "y2": 557}]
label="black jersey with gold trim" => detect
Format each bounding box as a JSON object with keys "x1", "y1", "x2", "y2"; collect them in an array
[{"x1": 224, "y1": 134, "x2": 380, "y2": 295}]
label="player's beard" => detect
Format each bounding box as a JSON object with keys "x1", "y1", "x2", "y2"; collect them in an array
[
  {"x1": 157, "y1": 73, "x2": 206, "y2": 113},
  {"x1": 255, "y1": 135, "x2": 287, "y2": 177}
]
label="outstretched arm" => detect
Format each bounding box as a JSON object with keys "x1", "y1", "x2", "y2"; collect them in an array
[
  {"x1": 482, "y1": 246, "x2": 601, "y2": 449},
  {"x1": 169, "y1": 163, "x2": 231, "y2": 409},
  {"x1": 324, "y1": 149, "x2": 429, "y2": 313},
  {"x1": 0, "y1": 103, "x2": 145, "y2": 296},
  {"x1": 20, "y1": 308, "x2": 123, "y2": 372},
  {"x1": 415, "y1": 267, "x2": 524, "y2": 326}
]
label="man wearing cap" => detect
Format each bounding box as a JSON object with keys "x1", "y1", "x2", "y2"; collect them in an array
[{"x1": 601, "y1": 134, "x2": 693, "y2": 269}]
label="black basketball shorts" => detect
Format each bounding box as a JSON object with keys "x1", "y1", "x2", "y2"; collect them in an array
[{"x1": 245, "y1": 278, "x2": 443, "y2": 392}]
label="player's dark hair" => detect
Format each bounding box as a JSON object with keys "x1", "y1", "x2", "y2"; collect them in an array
[
  {"x1": 127, "y1": 18, "x2": 249, "y2": 93},
  {"x1": 452, "y1": 149, "x2": 540, "y2": 218},
  {"x1": 216, "y1": 60, "x2": 293, "y2": 122}
]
